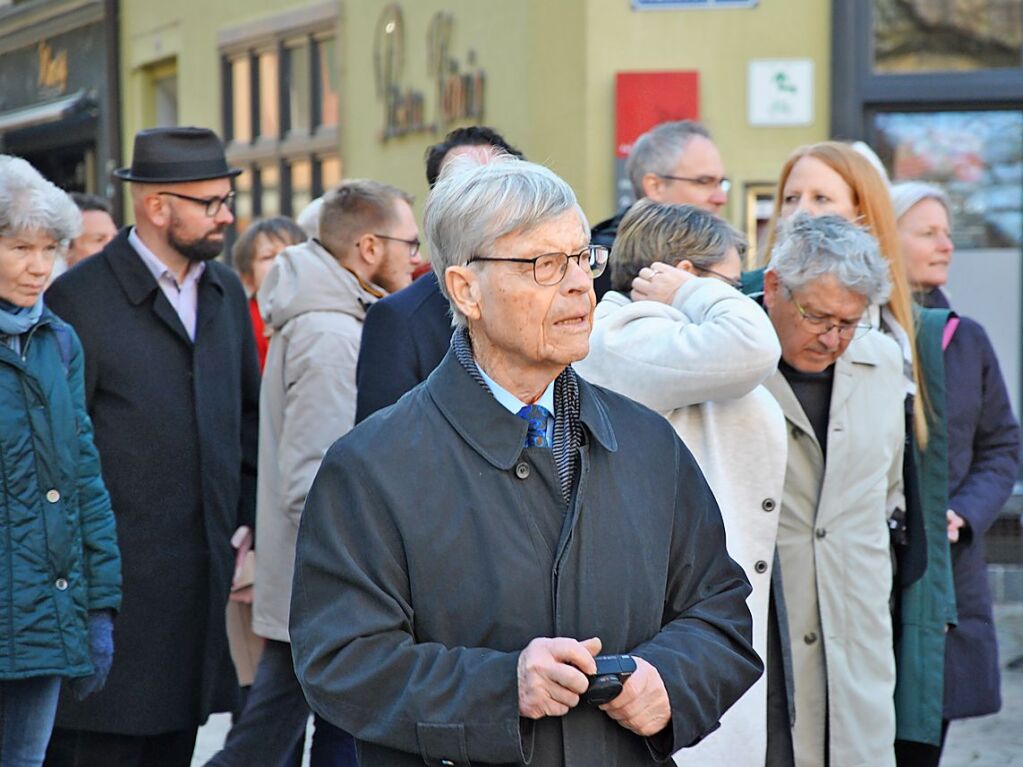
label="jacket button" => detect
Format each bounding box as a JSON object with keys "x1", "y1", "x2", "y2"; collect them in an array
[
  {"x1": 55, "y1": 578, "x2": 69, "y2": 591},
  {"x1": 804, "y1": 632, "x2": 817, "y2": 644},
  {"x1": 46, "y1": 489, "x2": 61, "y2": 503},
  {"x1": 515, "y1": 462, "x2": 530, "y2": 479},
  {"x1": 761, "y1": 498, "x2": 776, "y2": 512},
  {"x1": 815, "y1": 528, "x2": 827, "y2": 539},
  {"x1": 754, "y1": 560, "x2": 768, "y2": 574}
]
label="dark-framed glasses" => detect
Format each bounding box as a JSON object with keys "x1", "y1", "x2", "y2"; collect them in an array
[
  {"x1": 788, "y1": 291, "x2": 872, "y2": 341},
  {"x1": 372, "y1": 234, "x2": 421, "y2": 259},
  {"x1": 468, "y1": 243, "x2": 609, "y2": 286},
  {"x1": 656, "y1": 174, "x2": 731, "y2": 193},
  {"x1": 693, "y1": 265, "x2": 742, "y2": 289},
  {"x1": 157, "y1": 191, "x2": 236, "y2": 217}
]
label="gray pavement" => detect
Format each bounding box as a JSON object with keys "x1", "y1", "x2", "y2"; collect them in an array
[{"x1": 190, "y1": 605, "x2": 1023, "y2": 766}]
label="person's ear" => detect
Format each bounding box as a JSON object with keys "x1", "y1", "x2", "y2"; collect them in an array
[
  {"x1": 763, "y1": 269, "x2": 780, "y2": 311},
  {"x1": 445, "y1": 265, "x2": 482, "y2": 322},
  {"x1": 140, "y1": 192, "x2": 169, "y2": 228},
  {"x1": 355, "y1": 233, "x2": 381, "y2": 266},
  {"x1": 677, "y1": 259, "x2": 697, "y2": 274},
  {"x1": 641, "y1": 172, "x2": 663, "y2": 201}
]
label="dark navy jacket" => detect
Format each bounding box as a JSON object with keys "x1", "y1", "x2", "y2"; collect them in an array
[
  {"x1": 355, "y1": 270, "x2": 452, "y2": 424},
  {"x1": 922, "y1": 288, "x2": 1021, "y2": 718}
]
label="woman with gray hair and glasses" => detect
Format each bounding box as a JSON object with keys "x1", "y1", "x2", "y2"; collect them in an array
[
  {"x1": 761, "y1": 213, "x2": 905, "y2": 767},
  {"x1": 576, "y1": 198, "x2": 786, "y2": 766},
  {"x1": 890, "y1": 183, "x2": 1020, "y2": 767},
  {"x1": 289, "y1": 156, "x2": 762, "y2": 767},
  {"x1": 0, "y1": 155, "x2": 121, "y2": 765}
]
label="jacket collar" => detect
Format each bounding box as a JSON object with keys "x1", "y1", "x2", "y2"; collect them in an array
[
  {"x1": 765, "y1": 331, "x2": 885, "y2": 450},
  {"x1": 426, "y1": 350, "x2": 617, "y2": 470},
  {"x1": 104, "y1": 228, "x2": 225, "y2": 346}
]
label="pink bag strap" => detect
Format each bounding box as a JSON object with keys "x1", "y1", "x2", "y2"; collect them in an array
[{"x1": 942, "y1": 316, "x2": 960, "y2": 351}]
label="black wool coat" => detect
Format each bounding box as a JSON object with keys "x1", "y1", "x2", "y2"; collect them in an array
[
  {"x1": 292, "y1": 351, "x2": 763, "y2": 766},
  {"x1": 45, "y1": 229, "x2": 260, "y2": 735}
]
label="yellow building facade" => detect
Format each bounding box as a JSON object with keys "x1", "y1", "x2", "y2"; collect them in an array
[{"x1": 118, "y1": 0, "x2": 831, "y2": 236}]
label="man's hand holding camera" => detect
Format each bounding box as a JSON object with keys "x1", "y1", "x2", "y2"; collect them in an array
[
  {"x1": 599, "y1": 656, "x2": 672, "y2": 736},
  {"x1": 518, "y1": 638, "x2": 671, "y2": 736}
]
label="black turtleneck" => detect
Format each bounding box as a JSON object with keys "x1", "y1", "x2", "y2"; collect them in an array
[{"x1": 779, "y1": 359, "x2": 835, "y2": 456}]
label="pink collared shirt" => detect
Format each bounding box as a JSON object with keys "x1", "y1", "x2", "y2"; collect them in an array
[{"x1": 129, "y1": 228, "x2": 206, "y2": 340}]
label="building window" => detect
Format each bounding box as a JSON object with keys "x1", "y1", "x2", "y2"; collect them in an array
[
  {"x1": 872, "y1": 0, "x2": 1022, "y2": 74},
  {"x1": 221, "y1": 10, "x2": 340, "y2": 228}
]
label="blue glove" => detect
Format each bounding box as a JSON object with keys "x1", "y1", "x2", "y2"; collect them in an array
[{"x1": 69, "y1": 610, "x2": 114, "y2": 700}]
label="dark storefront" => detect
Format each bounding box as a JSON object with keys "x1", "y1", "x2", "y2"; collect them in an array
[{"x1": 0, "y1": 0, "x2": 120, "y2": 210}]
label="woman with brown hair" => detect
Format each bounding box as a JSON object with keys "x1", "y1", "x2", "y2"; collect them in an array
[{"x1": 755, "y1": 141, "x2": 958, "y2": 762}]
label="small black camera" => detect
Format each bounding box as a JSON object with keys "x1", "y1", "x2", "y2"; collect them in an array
[{"x1": 581, "y1": 654, "x2": 637, "y2": 705}]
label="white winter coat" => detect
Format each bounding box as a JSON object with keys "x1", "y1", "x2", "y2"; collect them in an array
[{"x1": 574, "y1": 278, "x2": 787, "y2": 766}]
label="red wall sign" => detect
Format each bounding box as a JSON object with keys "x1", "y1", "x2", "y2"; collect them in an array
[{"x1": 615, "y1": 71, "x2": 700, "y2": 159}]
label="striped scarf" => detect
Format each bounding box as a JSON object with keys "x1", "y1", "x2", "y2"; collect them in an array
[{"x1": 452, "y1": 326, "x2": 582, "y2": 503}]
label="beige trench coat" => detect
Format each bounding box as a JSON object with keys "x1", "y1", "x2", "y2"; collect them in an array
[{"x1": 764, "y1": 330, "x2": 905, "y2": 767}]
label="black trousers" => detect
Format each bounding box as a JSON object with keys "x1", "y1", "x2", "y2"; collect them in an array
[
  {"x1": 895, "y1": 720, "x2": 951, "y2": 767},
  {"x1": 45, "y1": 726, "x2": 198, "y2": 767}
]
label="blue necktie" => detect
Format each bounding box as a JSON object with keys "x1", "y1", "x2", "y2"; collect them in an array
[{"x1": 517, "y1": 404, "x2": 552, "y2": 448}]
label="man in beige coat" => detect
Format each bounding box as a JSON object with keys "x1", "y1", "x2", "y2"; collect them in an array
[
  {"x1": 762, "y1": 214, "x2": 905, "y2": 767},
  {"x1": 205, "y1": 179, "x2": 420, "y2": 766},
  {"x1": 575, "y1": 200, "x2": 786, "y2": 767}
]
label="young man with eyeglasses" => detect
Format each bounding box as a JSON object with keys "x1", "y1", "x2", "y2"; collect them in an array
[
  {"x1": 44, "y1": 126, "x2": 261, "y2": 767},
  {"x1": 202, "y1": 179, "x2": 418, "y2": 767},
  {"x1": 760, "y1": 214, "x2": 906, "y2": 767}
]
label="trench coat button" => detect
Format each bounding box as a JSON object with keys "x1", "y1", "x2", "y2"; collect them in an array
[
  {"x1": 515, "y1": 462, "x2": 530, "y2": 479},
  {"x1": 754, "y1": 560, "x2": 768, "y2": 574},
  {"x1": 46, "y1": 489, "x2": 60, "y2": 503},
  {"x1": 804, "y1": 632, "x2": 817, "y2": 644},
  {"x1": 761, "y1": 498, "x2": 776, "y2": 512},
  {"x1": 815, "y1": 528, "x2": 827, "y2": 539},
  {"x1": 55, "y1": 578, "x2": 69, "y2": 591}
]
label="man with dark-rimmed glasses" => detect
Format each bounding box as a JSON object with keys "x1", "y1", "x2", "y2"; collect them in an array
[{"x1": 45, "y1": 126, "x2": 261, "y2": 767}]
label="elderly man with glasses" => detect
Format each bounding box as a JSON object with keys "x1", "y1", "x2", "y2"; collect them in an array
[
  {"x1": 761, "y1": 214, "x2": 906, "y2": 767},
  {"x1": 44, "y1": 127, "x2": 260, "y2": 767},
  {"x1": 290, "y1": 156, "x2": 762, "y2": 767}
]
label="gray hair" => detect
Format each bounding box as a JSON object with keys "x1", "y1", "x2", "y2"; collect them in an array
[
  {"x1": 0, "y1": 155, "x2": 81, "y2": 245},
  {"x1": 625, "y1": 120, "x2": 711, "y2": 199},
  {"x1": 611, "y1": 199, "x2": 746, "y2": 292},
  {"x1": 425, "y1": 155, "x2": 587, "y2": 327},
  {"x1": 890, "y1": 181, "x2": 951, "y2": 222},
  {"x1": 768, "y1": 212, "x2": 891, "y2": 305}
]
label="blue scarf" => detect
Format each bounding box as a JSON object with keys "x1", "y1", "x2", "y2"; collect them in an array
[{"x1": 0, "y1": 297, "x2": 44, "y2": 351}]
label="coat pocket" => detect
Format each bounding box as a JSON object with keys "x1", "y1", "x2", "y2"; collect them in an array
[{"x1": 416, "y1": 722, "x2": 471, "y2": 766}]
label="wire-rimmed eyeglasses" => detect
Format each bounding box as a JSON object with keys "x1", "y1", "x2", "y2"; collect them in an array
[
  {"x1": 787, "y1": 289, "x2": 872, "y2": 341},
  {"x1": 656, "y1": 174, "x2": 732, "y2": 194},
  {"x1": 468, "y1": 244, "x2": 609, "y2": 286}
]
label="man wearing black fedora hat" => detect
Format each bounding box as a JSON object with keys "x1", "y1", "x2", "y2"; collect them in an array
[{"x1": 44, "y1": 126, "x2": 260, "y2": 767}]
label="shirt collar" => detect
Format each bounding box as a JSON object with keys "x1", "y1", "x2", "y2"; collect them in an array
[
  {"x1": 476, "y1": 363, "x2": 557, "y2": 417},
  {"x1": 129, "y1": 227, "x2": 206, "y2": 287}
]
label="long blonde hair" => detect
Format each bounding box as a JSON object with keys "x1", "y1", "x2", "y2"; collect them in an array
[{"x1": 761, "y1": 141, "x2": 928, "y2": 445}]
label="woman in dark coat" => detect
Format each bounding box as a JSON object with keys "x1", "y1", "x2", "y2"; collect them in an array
[
  {"x1": 0, "y1": 155, "x2": 121, "y2": 765},
  {"x1": 892, "y1": 181, "x2": 1021, "y2": 765}
]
